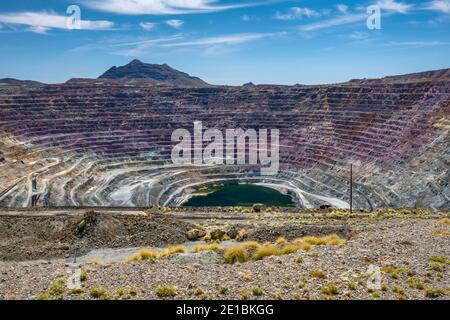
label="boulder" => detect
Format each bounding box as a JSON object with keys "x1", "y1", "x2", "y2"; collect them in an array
[{"x1": 187, "y1": 229, "x2": 206, "y2": 241}]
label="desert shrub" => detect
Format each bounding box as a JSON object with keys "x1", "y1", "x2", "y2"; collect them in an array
[
  {"x1": 36, "y1": 292, "x2": 51, "y2": 300},
  {"x1": 126, "y1": 248, "x2": 158, "y2": 262},
  {"x1": 193, "y1": 243, "x2": 221, "y2": 252},
  {"x1": 155, "y1": 285, "x2": 177, "y2": 298},
  {"x1": 253, "y1": 245, "x2": 281, "y2": 260},
  {"x1": 428, "y1": 256, "x2": 449, "y2": 264},
  {"x1": 436, "y1": 218, "x2": 450, "y2": 226},
  {"x1": 80, "y1": 269, "x2": 88, "y2": 282},
  {"x1": 425, "y1": 288, "x2": 445, "y2": 298},
  {"x1": 49, "y1": 278, "x2": 66, "y2": 296},
  {"x1": 429, "y1": 262, "x2": 444, "y2": 272},
  {"x1": 302, "y1": 236, "x2": 328, "y2": 245},
  {"x1": 252, "y1": 286, "x2": 263, "y2": 296},
  {"x1": 223, "y1": 246, "x2": 249, "y2": 264},
  {"x1": 275, "y1": 237, "x2": 287, "y2": 245},
  {"x1": 406, "y1": 277, "x2": 424, "y2": 290},
  {"x1": 70, "y1": 288, "x2": 84, "y2": 295},
  {"x1": 115, "y1": 286, "x2": 138, "y2": 299},
  {"x1": 218, "y1": 285, "x2": 228, "y2": 295},
  {"x1": 280, "y1": 244, "x2": 301, "y2": 255},
  {"x1": 194, "y1": 288, "x2": 205, "y2": 296},
  {"x1": 241, "y1": 289, "x2": 250, "y2": 300},
  {"x1": 242, "y1": 241, "x2": 260, "y2": 249},
  {"x1": 90, "y1": 285, "x2": 109, "y2": 299},
  {"x1": 372, "y1": 291, "x2": 381, "y2": 298},
  {"x1": 432, "y1": 230, "x2": 450, "y2": 235},
  {"x1": 321, "y1": 284, "x2": 339, "y2": 295},
  {"x1": 274, "y1": 292, "x2": 283, "y2": 300},
  {"x1": 293, "y1": 234, "x2": 345, "y2": 247},
  {"x1": 240, "y1": 273, "x2": 253, "y2": 282},
  {"x1": 310, "y1": 270, "x2": 326, "y2": 279},
  {"x1": 381, "y1": 266, "x2": 409, "y2": 279},
  {"x1": 298, "y1": 243, "x2": 312, "y2": 251},
  {"x1": 392, "y1": 287, "x2": 405, "y2": 295},
  {"x1": 88, "y1": 258, "x2": 102, "y2": 265},
  {"x1": 324, "y1": 234, "x2": 345, "y2": 246},
  {"x1": 159, "y1": 245, "x2": 187, "y2": 257}
]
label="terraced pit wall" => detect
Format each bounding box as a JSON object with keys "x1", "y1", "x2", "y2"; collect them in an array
[{"x1": 0, "y1": 70, "x2": 449, "y2": 210}]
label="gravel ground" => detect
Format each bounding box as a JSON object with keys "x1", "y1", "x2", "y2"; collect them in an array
[{"x1": 0, "y1": 216, "x2": 448, "y2": 300}]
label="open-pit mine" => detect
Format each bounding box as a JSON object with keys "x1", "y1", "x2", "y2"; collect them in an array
[
  {"x1": 0, "y1": 60, "x2": 449, "y2": 210},
  {"x1": 0, "y1": 60, "x2": 448, "y2": 300}
]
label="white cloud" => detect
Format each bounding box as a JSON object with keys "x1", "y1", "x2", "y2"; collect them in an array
[
  {"x1": 110, "y1": 36, "x2": 182, "y2": 56},
  {"x1": 242, "y1": 15, "x2": 252, "y2": 21},
  {"x1": 103, "y1": 32, "x2": 282, "y2": 56},
  {"x1": 83, "y1": 0, "x2": 254, "y2": 15},
  {"x1": 336, "y1": 4, "x2": 348, "y2": 14},
  {"x1": 297, "y1": 13, "x2": 367, "y2": 32},
  {"x1": 165, "y1": 19, "x2": 184, "y2": 29},
  {"x1": 275, "y1": 7, "x2": 321, "y2": 20},
  {"x1": 139, "y1": 22, "x2": 158, "y2": 30},
  {"x1": 426, "y1": 0, "x2": 450, "y2": 13},
  {"x1": 162, "y1": 32, "x2": 283, "y2": 47},
  {"x1": 28, "y1": 26, "x2": 51, "y2": 34},
  {"x1": 376, "y1": 0, "x2": 412, "y2": 13},
  {"x1": 0, "y1": 11, "x2": 113, "y2": 33}
]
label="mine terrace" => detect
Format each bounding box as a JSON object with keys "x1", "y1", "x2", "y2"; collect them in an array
[{"x1": 0, "y1": 60, "x2": 448, "y2": 210}]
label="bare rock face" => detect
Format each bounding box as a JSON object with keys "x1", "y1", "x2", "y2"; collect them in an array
[
  {"x1": 187, "y1": 229, "x2": 207, "y2": 241},
  {"x1": 98, "y1": 59, "x2": 209, "y2": 87},
  {"x1": 0, "y1": 212, "x2": 194, "y2": 261}
]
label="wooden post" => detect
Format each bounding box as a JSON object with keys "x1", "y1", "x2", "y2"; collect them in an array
[{"x1": 350, "y1": 164, "x2": 353, "y2": 214}]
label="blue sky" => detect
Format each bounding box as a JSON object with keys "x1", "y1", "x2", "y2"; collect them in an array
[{"x1": 0, "y1": 0, "x2": 449, "y2": 85}]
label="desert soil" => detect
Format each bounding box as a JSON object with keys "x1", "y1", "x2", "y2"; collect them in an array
[{"x1": 0, "y1": 209, "x2": 448, "y2": 300}]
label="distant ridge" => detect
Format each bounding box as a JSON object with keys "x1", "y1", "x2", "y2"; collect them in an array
[
  {"x1": 0, "y1": 78, "x2": 44, "y2": 87},
  {"x1": 98, "y1": 59, "x2": 209, "y2": 87},
  {"x1": 349, "y1": 68, "x2": 450, "y2": 84}
]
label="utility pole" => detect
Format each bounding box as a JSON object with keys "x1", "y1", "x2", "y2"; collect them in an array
[{"x1": 350, "y1": 163, "x2": 353, "y2": 214}]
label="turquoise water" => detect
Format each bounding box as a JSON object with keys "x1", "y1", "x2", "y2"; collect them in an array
[{"x1": 183, "y1": 184, "x2": 295, "y2": 207}]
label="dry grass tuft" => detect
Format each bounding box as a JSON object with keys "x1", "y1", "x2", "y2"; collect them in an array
[
  {"x1": 253, "y1": 244, "x2": 281, "y2": 260},
  {"x1": 321, "y1": 284, "x2": 339, "y2": 295},
  {"x1": 155, "y1": 285, "x2": 177, "y2": 298},
  {"x1": 296, "y1": 234, "x2": 345, "y2": 246},
  {"x1": 275, "y1": 237, "x2": 287, "y2": 245},
  {"x1": 193, "y1": 243, "x2": 221, "y2": 252},
  {"x1": 126, "y1": 248, "x2": 158, "y2": 263},
  {"x1": 280, "y1": 244, "x2": 301, "y2": 255},
  {"x1": 223, "y1": 246, "x2": 249, "y2": 264},
  {"x1": 432, "y1": 230, "x2": 450, "y2": 235},
  {"x1": 310, "y1": 270, "x2": 327, "y2": 279},
  {"x1": 242, "y1": 241, "x2": 260, "y2": 249},
  {"x1": 90, "y1": 285, "x2": 109, "y2": 299},
  {"x1": 252, "y1": 286, "x2": 263, "y2": 296},
  {"x1": 428, "y1": 256, "x2": 449, "y2": 264},
  {"x1": 88, "y1": 258, "x2": 103, "y2": 265},
  {"x1": 159, "y1": 245, "x2": 187, "y2": 257},
  {"x1": 436, "y1": 218, "x2": 450, "y2": 226}
]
